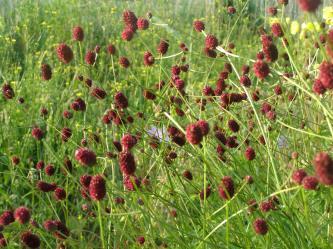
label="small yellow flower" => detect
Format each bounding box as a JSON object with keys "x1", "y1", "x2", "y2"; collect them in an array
[
  {"x1": 323, "y1": 6, "x2": 333, "y2": 25},
  {"x1": 269, "y1": 17, "x2": 280, "y2": 25},
  {"x1": 290, "y1": 20, "x2": 300, "y2": 35}
]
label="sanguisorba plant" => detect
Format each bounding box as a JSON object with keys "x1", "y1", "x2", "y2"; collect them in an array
[{"x1": 1, "y1": 0, "x2": 333, "y2": 248}]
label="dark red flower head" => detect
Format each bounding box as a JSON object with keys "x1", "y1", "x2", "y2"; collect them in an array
[
  {"x1": 218, "y1": 176, "x2": 234, "y2": 200},
  {"x1": 240, "y1": 75, "x2": 251, "y2": 87},
  {"x1": 302, "y1": 176, "x2": 319, "y2": 190},
  {"x1": 253, "y1": 60, "x2": 270, "y2": 80},
  {"x1": 263, "y1": 43, "x2": 278, "y2": 62},
  {"x1": 41, "y1": 64, "x2": 52, "y2": 80},
  {"x1": 85, "y1": 50, "x2": 96, "y2": 65},
  {"x1": 0, "y1": 211, "x2": 14, "y2": 226},
  {"x1": 53, "y1": 220, "x2": 70, "y2": 239},
  {"x1": 121, "y1": 134, "x2": 137, "y2": 151},
  {"x1": 186, "y1": 123, "x2": 203, "y2": 145},
  {"x1": 61, "y1": 127, "x2": 72, "y2": 142},
  {"x1": 119, "y1": 56, "x2": 130, "y2": 68},
  {"x1": 271, "y1": 23, "x2": 284, "y2": 37},
  {"x1": 72, "y1": 26, "x2": 84, "y2": 41},
  {"x1": 312, "y1": 79, "x2": 326, "y2": 95},
  {"x1": 196, "y1": 120, "x2": 210, "y2": 136},
  {"x1": 244, "y1": 146, "x2": 256, "y2": 160},
  {"x1": 54, "y1": 187, "x2": 66, "y2": 201},
  {"x1": 80, "y1": 174, "x2": 92, "y2": 188},
  {"x1": 121, "y1": 28, "x2": 134, "y2": 41},
  {"x1": 14, "y1": 206, "x2": 30, "y2": 225},
  {"x1": 123, "y1": 175, "x2": 141, "y2": 191},
  {"x1": 2, "y1": 83, "x2": 14, "y2": 99},
  {"x1": 253, "y1": 218, "x2": 268, "y2": 235},
  {"x1": 227, "y1": 6, "x2": 236, "y2": 14},
  {"x1": 91, "y1": 87, "x2": 106, "y2": 100},
  {"x1": 193, "y1": 20, "x2": 205, "y2": 32},
  {"x1": 318, "y1": 61, "x2": 333, "y2": 89},
  {"x1": 313, "y1": 152, "x2": 333, "y2": 186},
  {"x1": 137, "y1": 17, "x2": 149, "y2": 30},
  {"x1": 136, "y1": 236, "x2": 145, "y2": 245},
  {"x1": 89, "y1": 175, "x2": 106, "y2": 201},
  {"x1": 228, "y1": 119, "x2": 240, "y2": 133},
  {"x1": 267, "y1": 7, "x2": 277, "y2": 16},
  {"x1": 205, "y1": 34, "x2": 218, "y2": 49},
  {"x1": 31, "y1": 127, "x2": 44, "y2": 140},
  {"x1": 75, "y1": 147, "x2": 97, "y2": 166},
  {"x1": 56, "y1": 43, "x2": 73, "y2": 64},
  {"x1": 107, "y1": 44, "x2": 116, "y2": 55},
  {"x1": 114, "y1": 91, "x2": 128, "y2": 109},
  {"x1": 143, "y1": 51, "x2": 155, "y2": 66},
  {"x1": 43, "y1": 220, "x2": 57, "y2": 232},
  {"x1": 291, "y1": 169, "x2": 307, "y2": 184},
  {"x1": 119, "y1": 151, "x2": 136, "y2": 175},
  {"x1": 21, "y1": 231, "x2": 40, "y2": 249},
  {"x1": 45, "y1": 164, "x2": 55, "y2": 176},
  {"x1": 183, "y1": 170, "x2": 193, "y2": 180},
  {"x1": 36, "y1": 181, "x2": 57, "y2": 192},
  {"x1": 123, "y1": 10, "x2": 138, "y2": 28},
  {"x1": 157, "y1": 39, "x2": 169, "y2": 55},
  {"x1": 71, "y1": 98, "x2": 86, "y2": 111},
  {"x1": 297, "y1": 0, "x2": 321, "y2": 12}
]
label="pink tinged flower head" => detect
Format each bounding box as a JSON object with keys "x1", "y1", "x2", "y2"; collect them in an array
[
  {"x1": 318, "y1": 61, "x2": 333, "y2": 89},
  {"x1": 0, "y1": 211, "x2": 14, "y2": 226},
  {"x1": 31, "y1": 127, "x2": 44, "y2": 140},
  {"x1": 253, "y1": 60, "x2": 270, "y2": 79},
  {"x1": 297, "y1": 0, "x2": 321, "y2": 12},
  {"x1": 193, "y1": 20, "x2": 205, "y2": 32},
  {"x1": 75, "y1": 147, "x2": 97, "y2": 166},
  {"x1": 312, "y1": 79, "x2": 326, "y2": 95},
  {"x1": 244, "y1": 146, "x2": 256, "y2": 160},
  {"x1": 41, "y1": 64, "x2": 52, "y2": 80},
  {"x1": 56, "y1": 43, "x2": 73, "y2": 64},
  {"x1": 205, "y1": 34, "x2": 218, "y2": 49},
  {"x1": 271, "y1": 23, "x2": 284, "y2": 37},
  {"x1": 137, "y1": 17, "x2": 149, "y2": 30},
  {"x1": 186, "y1": 123, "x2": 203, "y2": 145},
  {"x1": 14, "y1": 207, "x2": 30, "y2": 224},
  {"x1": 119, "y1": 151, "x2": 136, "y2": 175},
  {"x1": 89, "y1": 175, "x2": 106, "y2": 201},
  {"x1": 196, "y1": 120, "x2": 210, "y2": 136},
  {"x1": 218, "y1": 176, "x2": 234, "y2": 200},
  {"x1": 72, "y1": 26, "x2": 84, "y2": 41},
  {"x1": 121, "y1": 134, "x2": 137, "y2": 151},
  {"x1": 313, "y1": 152, "x2": 333, "y2": 186},
  {"x1": 121, "y1": 28, "x2": 134, "y2": 41},
  {"x1": 302, "y1": 176, "x2": 319, "y2": 190},
  {"x1": 292, "y1": 169, "x2": 307, "y2": 184},
  {"x1": 253, "y1": 218, "x2": 268, "y2": 235},
  {"x1": 123, "y1": 175, "x2": 141, "y2": 191},
  {"x1": 21, "y1": 231, "x2": 40, "y2": 249}
]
